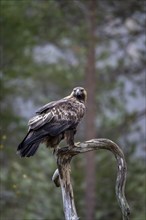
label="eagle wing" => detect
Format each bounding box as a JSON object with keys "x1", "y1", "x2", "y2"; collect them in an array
[
  {"x1": 28, "y1": 98, "x2": 82, "y2": 137},
  {"x1": 35, "y1": 98, "x2": 67, "y2": 114},
  {"x1": 17, "y1": 95, "x2": 85, "y2": 157}
]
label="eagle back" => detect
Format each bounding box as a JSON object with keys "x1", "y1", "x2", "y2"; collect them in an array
[
  {"x1": 28, "y1": 97, "x2": 85, "y2": 131},
  {"x1": 50, "y1": 97, "x2": 85, "y2": 123}
]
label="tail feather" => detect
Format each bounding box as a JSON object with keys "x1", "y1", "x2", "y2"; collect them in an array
[
  {"x1": 27, "y1": 143, "x2": 40, "y2": 157},
  {"x1": 17, "y1": 131, "x2": 32, "y2": 151},
  {"x1": 17, "y1": 121, "x2": 70, "y2": 157},
  {"x1": 17, "y1": 130, "x2": 44, "y2": 157},
  {"x1": 18, "y1": 142, "x2": 40, "y2": 157}
]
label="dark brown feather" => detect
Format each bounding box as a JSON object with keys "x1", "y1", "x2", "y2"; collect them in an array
[{"x1": 17, "y1": 87, "x2": 86, "y2": 157}]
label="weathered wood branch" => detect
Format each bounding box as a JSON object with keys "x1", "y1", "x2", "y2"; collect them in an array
[{"x1": 52, "y1": 138, "x2": 130, "y2": 220}]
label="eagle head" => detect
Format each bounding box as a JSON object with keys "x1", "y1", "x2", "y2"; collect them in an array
[{"x1": 71, "y1": 87, "x2": 87, "y2": 102}]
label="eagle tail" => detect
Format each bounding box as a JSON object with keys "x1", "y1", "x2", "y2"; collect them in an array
[
  {"x1": 17, "y1": 131, "x2": 44, "y2": 157},
  {"x1": 17, "y1": 121, "x2": 72, "y2": 157}
]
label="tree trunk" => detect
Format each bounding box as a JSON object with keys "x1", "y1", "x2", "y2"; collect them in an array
[{"x1": 84, "y1": 1, "x2": 97, "y2": 220}]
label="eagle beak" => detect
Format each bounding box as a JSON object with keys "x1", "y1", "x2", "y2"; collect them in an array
[{"x1": 76, "y1": 89, "x2": 81, "y2": 96}]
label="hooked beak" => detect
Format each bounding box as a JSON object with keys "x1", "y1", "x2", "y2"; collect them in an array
[{"x1": 75, "y1": 89, "x2": 81, "y2": 97}]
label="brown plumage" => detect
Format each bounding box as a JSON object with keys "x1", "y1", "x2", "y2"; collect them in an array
[{"x1": 17, "y1": 87, "x2": 87, "y2": 157}]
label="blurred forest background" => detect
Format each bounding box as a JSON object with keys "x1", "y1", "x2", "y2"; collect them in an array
[{"x1": 0, "y1": 0, "x2": 146, "y2": 220}]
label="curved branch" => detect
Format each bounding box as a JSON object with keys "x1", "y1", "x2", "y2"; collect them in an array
[
  {"x1": 52, "y1": 168, "x2": 60, "y2": 187},
  {"x1": 52, "y1": 138, "x2": 130, "y2": 220}
]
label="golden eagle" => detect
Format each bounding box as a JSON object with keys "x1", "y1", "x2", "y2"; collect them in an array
[{"x1": 17, "y1": 87, "x2": 87, "y2": 157}]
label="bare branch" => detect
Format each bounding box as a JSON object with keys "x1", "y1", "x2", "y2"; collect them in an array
[
  {"x1": 52, "y1": 138, "x2": 130, "y2": 220},
  {"x1": 52, "y1": 169, "x2": 60, "y2": 187}
]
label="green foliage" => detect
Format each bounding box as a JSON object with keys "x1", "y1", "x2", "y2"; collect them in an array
[{"x1": 0, "y1": 0, "x2": 145, "y2": 220}]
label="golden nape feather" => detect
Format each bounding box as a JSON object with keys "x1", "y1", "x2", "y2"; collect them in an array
[{"x1": 17, "y1": 87, "x2": 87, "y2": 157}]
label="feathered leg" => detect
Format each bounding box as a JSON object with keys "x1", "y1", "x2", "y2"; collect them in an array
[{"x1": 65, "y1": 130, "x2": 76, "y2": 148}]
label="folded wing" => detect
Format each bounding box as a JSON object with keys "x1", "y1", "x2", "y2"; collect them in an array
[{"x1": 17, "y1": 99, "x2": 79, "y2": 157}]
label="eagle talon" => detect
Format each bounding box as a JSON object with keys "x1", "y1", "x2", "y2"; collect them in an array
[
  {"x1": 17, "y1": 87, "x2": 86, "y2": 157},
  {"x1": 75, "y1": 142, "x2": 80, "y2": 146}
]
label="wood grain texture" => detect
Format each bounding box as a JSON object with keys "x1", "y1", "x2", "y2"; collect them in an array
[{"x1": 52, "y1": 139, "x2": 130, "y2": 220}]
